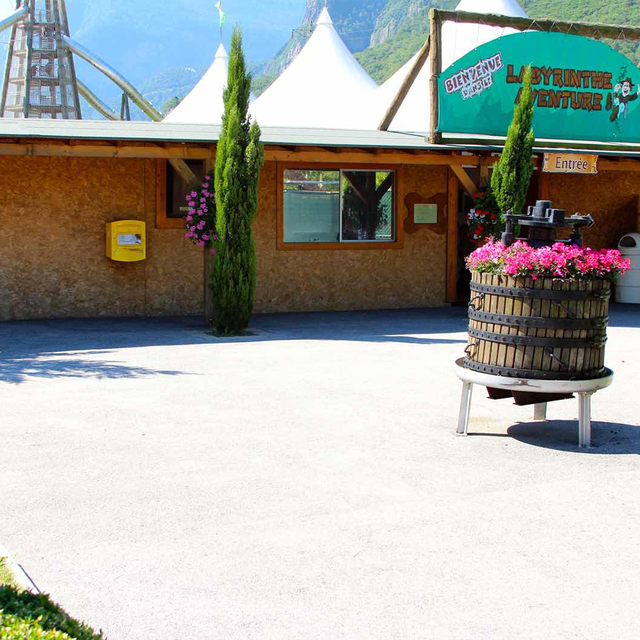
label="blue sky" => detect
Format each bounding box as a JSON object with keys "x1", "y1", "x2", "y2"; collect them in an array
[{"x1": 0, "y1": 0, "x2": 306, "y2": 101}]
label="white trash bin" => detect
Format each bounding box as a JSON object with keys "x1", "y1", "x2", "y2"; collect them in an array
[{"x1": 617, "y1": 232, "x2": 640, "y2": 303}]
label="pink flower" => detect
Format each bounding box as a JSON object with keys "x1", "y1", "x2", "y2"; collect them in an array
[
  {"x1": 202, "y1": 234, "x2": 210, "y2": 241},
  {"x1": 197, "y1": 240, "x2": 205, "y2": 247},
  {"x1": 209, "y1": 248, "x2": 216, "y2": 255},
  {"x1": 205, "y1": 175, "x2": 211, "y2": 180}
]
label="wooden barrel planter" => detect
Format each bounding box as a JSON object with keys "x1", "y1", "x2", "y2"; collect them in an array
[{"x1": 464, "y1": 271, "x2": 610, "y2": 380}]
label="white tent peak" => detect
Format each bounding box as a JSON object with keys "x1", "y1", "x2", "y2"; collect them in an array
[
  {"x1": 353, "y1": 0, "x2": 529, "y2": 132},
  {"x1": 215, "y1": 42, "x2": 228, "y2": 59},
  {"x1": 317, "y1": 6, "x2": 333, "y2": 25},
  {"x1": 162, "y1": 42, "x2": 229, "y2": 124},
  {"x1": 455, "y1": 0, "x2": 528, "y2": 18},
  {"x1": 249, "y1": 6, "x2": 377, "y2": 129}
]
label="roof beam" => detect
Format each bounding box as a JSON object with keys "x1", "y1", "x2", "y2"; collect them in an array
[
  {"x1": 264, "y1": 148, "x2": 480, "y2": 165},
  {"x1": 378, "y1": 36, "x2": 431, "y2": 132},
  {"x1": 449, "y1": 164, "x2": 477, "y2": 197},
  {"x1": 433, "y1": 9, "x2": 640, "y2": 41}
]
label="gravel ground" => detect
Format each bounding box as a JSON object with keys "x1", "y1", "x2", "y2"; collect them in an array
[{"x1": 1, "y1": 305, "x2": 639, "y2": 640}]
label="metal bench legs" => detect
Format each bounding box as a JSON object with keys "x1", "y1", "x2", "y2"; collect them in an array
[{"x1": 455, "y1": 382, "x2": 594, "y2": 448}]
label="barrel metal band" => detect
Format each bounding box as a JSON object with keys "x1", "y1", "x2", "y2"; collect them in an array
[
  {"x1": 470, "y1": 281, "x2": 610, "y2": 300},
  {"x1": 468, "y1": 327, "x2": 607, "y2": 349},
  {"x1": 462, "y1": 358, "x2": 605, "y2": 380},
  {"x1": 468, "y1": 309, "x2": 608, "y2": 330}
]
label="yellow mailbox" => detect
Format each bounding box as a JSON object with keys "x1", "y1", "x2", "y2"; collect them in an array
[{"x1": 106, "y1": 220, "x2": 146, "y2": 262}]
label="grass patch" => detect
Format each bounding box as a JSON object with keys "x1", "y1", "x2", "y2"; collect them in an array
[
  {"x1": 0, "y1": 557, "x2": 17, "y2": 589},
  {"x1": 0, "y1": 558, "x2": 104, "y2": 639}
]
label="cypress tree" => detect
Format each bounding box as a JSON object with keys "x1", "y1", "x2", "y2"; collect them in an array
[
  {"x1": 211, "y1": 27, "x2": 263, "y2": 334},
  {"x1": 491, "y1": 66, "x2": 535, "y2": 217}
]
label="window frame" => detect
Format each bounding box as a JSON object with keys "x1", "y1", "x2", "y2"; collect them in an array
[
  {"x1": 155, "y1": 159, "x2": 206, "y2": 229},
  {"x1": 277, "y1": 162, "x2": 404, "y2": 251}
]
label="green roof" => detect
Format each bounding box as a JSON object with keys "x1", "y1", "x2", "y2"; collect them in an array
[{"x1": 0, "y1": 119, "x2": 640, "y2": 157}]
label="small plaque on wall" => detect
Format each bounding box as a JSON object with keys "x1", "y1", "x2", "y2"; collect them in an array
[
  {"x1": 404, "y1": 192, "x2": 446, "y2": 235},
  {"x1": 414, "y1": 204, "x2": 438, "y2": 224}
]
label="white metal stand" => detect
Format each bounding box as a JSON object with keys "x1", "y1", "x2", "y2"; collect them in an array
[{"x1": 454, "y1": 359, "x2": 614, "y2": 448}]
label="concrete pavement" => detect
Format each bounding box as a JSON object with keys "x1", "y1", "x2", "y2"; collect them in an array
[{"x1": 1, "y1": 306, "x2": 639, "y2": 640}]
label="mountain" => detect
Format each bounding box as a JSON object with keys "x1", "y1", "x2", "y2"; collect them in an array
[
  {"x1": 0, "y1": 0, "x2": 306, "y2": 114},
  {"x1": 257, "y1": 0, "x2": 640, "y2": 90},
  {"x1": 2, "y1": 0, "x2": 640, "y2": 120}
]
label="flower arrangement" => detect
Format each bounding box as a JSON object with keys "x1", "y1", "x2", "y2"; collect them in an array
[
  {"x1": 183, "y1": 174, "x2": 218, "y2": 254},
  {"x1": 466, "y1": 188, "x2": 503, "y2": 242},
  {"x1": 466, "y1": 238, "x2": 631, "y2": 281}
]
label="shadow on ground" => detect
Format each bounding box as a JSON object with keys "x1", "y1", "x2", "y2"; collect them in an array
[
  {"x1": 0, "y1": 307, "x2": 470, "y2": 352},
  {"x1": 505, "y1": 420, "x2": 640, "y2": 454},
  {"x1": 0, "y1": 350, "x2": 185, "y2": 385}
]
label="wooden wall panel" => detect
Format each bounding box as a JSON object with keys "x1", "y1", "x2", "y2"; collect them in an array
[
  {"x1": 0, "y1": 156, "x2": 450, "y2": 321},
  {"x1": 252, "y1": 161, "x2": 448, "y2": 313},
  {"x1": 547, "y1": 171, "x2": 640, "y2": 250},
  {"x1": 0, "y1": 156, "x2": 202, "y2": 321}
]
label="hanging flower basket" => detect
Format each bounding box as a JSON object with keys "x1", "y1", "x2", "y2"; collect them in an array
[
  {"x1": 463, "y1": 240, "x2": 631, "y2": 380},
  {"x1": 183, "y1": 174, "x2": 218, "y2": 255},
  {"x1": 466, "y1": 188, "x2": 504, "y2": 243}
]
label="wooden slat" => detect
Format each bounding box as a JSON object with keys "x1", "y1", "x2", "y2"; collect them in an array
[
  {"x1": 531, "y1": 278, "x2": 545, "y2": 373},
  {"x1": 511, "y1": 277, "x2": 524, "y2": 372}
]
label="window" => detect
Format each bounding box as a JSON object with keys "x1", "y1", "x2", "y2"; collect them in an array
[
  {"x1": 156, "y1": 159, "x2": 205, "y2": 229},
  {"x1": 278, "y1": 164, "x2": 401, "y2": 249}
]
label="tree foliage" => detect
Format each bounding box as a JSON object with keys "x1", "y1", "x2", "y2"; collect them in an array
[
  {"x1": 211, "y1": 27, "x2": 264, "y2": 335},
  {"x1": 491, "y1": 67, "x2": 535, "y2": 218}
]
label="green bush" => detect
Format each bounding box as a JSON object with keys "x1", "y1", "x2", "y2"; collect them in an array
[{"x1": 0, "y1": 586, "x2": 104, "y2": 640}]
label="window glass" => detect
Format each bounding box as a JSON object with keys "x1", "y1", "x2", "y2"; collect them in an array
[
  {"x1": 283, "y1": 168, "x2": 395, "y2": 244},
  {"x1": 166, "y1": 160, "x2": 205, "y2": 219},
  {"x1": 341, "y1": 170, "x2": 394, "y2": 241},
  {"x1": 283, "y1": 169, "x2": 340, "y2": 243}
]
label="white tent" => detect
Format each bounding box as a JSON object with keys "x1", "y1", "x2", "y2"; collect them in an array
[
  {"x1": 249, "y1": 7, "x2": 377, "y2": 129},
  {"x1": 163, "y1": 43, "x2": 229, "y2": 124},
  {"x1": 362, "y1": 0, "x2": 529, "y2": 132}
]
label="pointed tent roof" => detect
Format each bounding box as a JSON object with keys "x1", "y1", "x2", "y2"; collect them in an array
[
  {"x1": 361, "y1": 0, "x2": 528, "y2": 132},
  {"x1": 249, "y1": 7, "x2": 377, "y2": 129},
  {"x1": 163, "y1": 43, "x2": 229, "y2": 124}
]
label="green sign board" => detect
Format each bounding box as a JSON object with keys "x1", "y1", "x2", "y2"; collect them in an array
[
  {"x1": 438, "y1": 31, "x2": 640, "y2": 144},
  {"x1": 414, "y1": 204, "x2": 438, "y2": 224}
]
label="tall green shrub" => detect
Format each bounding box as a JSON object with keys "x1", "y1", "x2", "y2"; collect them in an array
[
  {"x1": 491, "y1": 66, "x2": 535, "y2": 217},
  {"x1": 211, "y1": 27, "x2": 263, "y2": 334}
]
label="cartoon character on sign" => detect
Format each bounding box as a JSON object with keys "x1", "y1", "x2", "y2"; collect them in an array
[{"x1": 606, "y1": 77, "x2": 640, "y2": 121}]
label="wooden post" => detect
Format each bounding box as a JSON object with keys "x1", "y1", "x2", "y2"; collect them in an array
[
  {"x1": 538, "y1": 159, "x2": 550, "y2": 200},
  {"x1": 446, "y1": 167, "x2": 459, "y2": 303},
  {"x1": 378, "y1": 36, "x2": 430, "y2": 131},
  {"x1": 203, "y1": 158, "x2": 215, "y2": 327},
  {"x1": 479, "y1": 155, "x2": 490, "y2": 186},
  {"x1": 428, "y1": 8, "x2": 442, "y2": 144}
]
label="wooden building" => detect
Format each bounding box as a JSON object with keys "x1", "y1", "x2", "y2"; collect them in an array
[{"x1": 0, "y1": 119, "x2": 639, "y2": 321}]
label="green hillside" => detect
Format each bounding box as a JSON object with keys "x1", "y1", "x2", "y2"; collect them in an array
[{"x1": 255, "y1": 0, "x2": 640, "y2": 93}]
